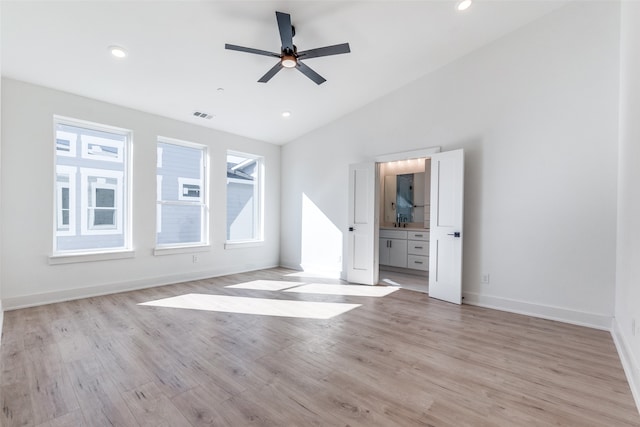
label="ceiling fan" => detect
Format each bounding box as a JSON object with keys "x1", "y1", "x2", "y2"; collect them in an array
[{"x1": 225, "y1": 11, "x2": 351, "y2": 85}]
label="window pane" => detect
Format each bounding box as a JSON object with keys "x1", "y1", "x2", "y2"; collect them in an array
[
  {"x1": 226, "y1": 152, "x2": 261, "y2": 241},
  {"x1": 156, "y1": 204, "x2": 203, "y2": 245},
  {"x1": 95, "y1": 188, "x2": 115, "y2": 208},
  {"x1": 182, "y1": 184, "x2": 200, "y2": 199},
  {"x1": 93, "y1": 209, "x2": 116, "y2": 226},
  {"x1": 156, "y1": 139, "x2": 207, "y2": 247},
  {"x1": 54, "y1": 120, "x2": 129, "y2": 252},
  {"x1": 61, "y1": 187, "x2": 70, "y2": 209}
]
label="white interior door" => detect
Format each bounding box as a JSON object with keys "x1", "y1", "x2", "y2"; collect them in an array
[
  {"x1": 347, "y1": 162, "x2": 378, "y2": 285},
  {"x1": 428, "y1": 149, "x2": 464, "y2": 304}
]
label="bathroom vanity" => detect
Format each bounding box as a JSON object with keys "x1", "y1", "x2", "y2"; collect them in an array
[{"x1": 379, "y1": 228, "x2": 429, "y2": 271}]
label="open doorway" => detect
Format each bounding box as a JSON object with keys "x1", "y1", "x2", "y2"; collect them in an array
[
  {"x1": 347, "y1": 148, "x2": 464, "y2": 304},
  {"x1": 378, "y1": 157, "x2": 431, "y2": 294}
]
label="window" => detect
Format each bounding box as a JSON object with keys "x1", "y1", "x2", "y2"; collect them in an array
[
  {"x1": 53, "y1": 118, "x2": 130, "y2": 254},
  {"x1": 81, "y1": 168, "x2": 123, "y2": 234},
  {"x1": 226, "y1": 151, "x2": 263, "y2": 242},
  {"x1": 156, "y1": 138, "x2": 208, "y2": 247},
  {"x1": 56, "y1": 165, "x2": 76, "y2": 236}
]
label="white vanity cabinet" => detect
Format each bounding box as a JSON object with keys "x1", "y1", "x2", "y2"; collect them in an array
[
  {"x1": 379, "y1": 229, "x2": 408, "y2": 268},
  {"x1": 407, "y1": 231, "x2": 429, "y2": 271}
]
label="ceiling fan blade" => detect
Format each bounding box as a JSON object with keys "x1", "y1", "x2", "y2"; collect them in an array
[
  {"x1": 296, "y1": 61, "x2": 326, "y2": 85},
  {"x1": 297, "y1": 43, "x2": 351, "y2": 60},
  {"x1": 258, "y1": 62, "x2": 284, "y2": 83},
  {"x1": 276, "y1": 11, "x2": 294, "y2": 51},
  {"x1": 225, "y1": 44, "x2": 280, "y2": 58}
]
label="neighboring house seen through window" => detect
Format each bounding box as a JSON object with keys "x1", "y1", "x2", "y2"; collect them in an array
[
  {"x1": 156, "y1": 138, "x2": 208, "y2": 247},
  {"x1": 226, "y1": 151, "x2": 263, "y2": 243},
  {"x1": 53, "y1": 118, "x2": 130, "y2": 253}
]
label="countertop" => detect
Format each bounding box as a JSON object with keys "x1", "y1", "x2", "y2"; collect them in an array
[{"x1": 380, "y1": 226, "x2": 429, "y2": 231}]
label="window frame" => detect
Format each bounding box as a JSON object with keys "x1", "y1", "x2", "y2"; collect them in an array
[
  {"x1": 225, "y1": 150, "x2": 264, "y2": 246},
  {"x1": 56, "y1": 131, "x2": 78, "y2": 158},
  {"x1": 56, "y1": 165, "x2": 77, "y2": 236},
  {"x1": 51, "y1": 116, "x2": 132, "y2": 258},
  {"x1": 81, "y1": 134, "x2": 124, "y2": 163},
  {"x1": 155, "y1": 136, "x2": 209, "y2": 251}
]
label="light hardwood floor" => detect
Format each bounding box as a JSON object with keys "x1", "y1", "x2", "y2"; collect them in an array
[{"x1": 1, "y1": 268, "x2": 638, "y2": 426}]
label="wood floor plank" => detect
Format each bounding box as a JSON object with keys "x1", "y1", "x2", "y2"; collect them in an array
[
  {"x1": 122, "y1": 382, "x2": 192, "y2": 427},
  {"x1": 65, "y1": 357, "x2": 139, "y2": 427},
  {"x1": 35, "y1": 410, "x2": 86, "y2": 427},
  {"x1": 0, "y1": 267, "x2": 638, "y2": 426}
]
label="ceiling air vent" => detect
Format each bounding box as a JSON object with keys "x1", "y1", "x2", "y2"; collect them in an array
[{"x1": 193, "y1": 111, "x2": 214, "y2": 120}]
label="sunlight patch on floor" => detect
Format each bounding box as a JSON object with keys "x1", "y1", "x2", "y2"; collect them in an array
[
  {"x1": 284, "y1": 270, "x2": 342, "y2": 279},
  {"x1": 225, "y1": 280, "x2": 302, "y2": 291},
  {"x1": 284, "y1": 283, "x2": 398, "y2": 297},
  {"x1": 138, "y1": 294, "x2": 361, "y2": 319}
]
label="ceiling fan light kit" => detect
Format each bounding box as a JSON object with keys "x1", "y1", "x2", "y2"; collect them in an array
[
  {"x1": 281, "y1": 54, "x2": 297, "y2": 68},
  {"x1": 225, "y1": 11, "x2": 351, "y2": 85}
]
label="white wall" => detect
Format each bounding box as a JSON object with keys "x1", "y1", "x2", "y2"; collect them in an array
[
  {"x1": 613, "y1": 1, "x2": 640, "y2": 409},
  {"x1": 0, "y1": 2, "x2": 4, "y2": 340},
  {"x1": 0, "y1": 78, "x2": 280, "y2": 309},
  {"x1": 281, "y1": 2, "x2": 620, "y2": 328}
]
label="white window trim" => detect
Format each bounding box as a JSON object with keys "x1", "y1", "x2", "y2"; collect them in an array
[
  {"x1": 81, "y1": 134, "x2": 124, "y2": 163},
  {"x1": 49, "y1": 249, "x2": 136, "y2": 265},
  {"x1": 155, "y1": 136, "x2": 209, "y2": 251},
  {"x1": 89, "y1": 181, "x2": 118, "y2": 231},
  {"x1": 56, "y1": 182, "x2": 70, "y2": 230},
  {"x1": 153, "y1": 244, "x2": 211, "y2": 256},
  {"x1": 226, "y1": 151, "x2": 264, "y2": 245},
  {"x1": 224, "y1": 241, "x2": 264, "y2": 250},
  {"x1": 80, "y1": 168, "x2": 124, "y2": 236},
  {"x1": 157, "y1": 147, "x2": 163, "y2": 168},
  {"x1": 156, "y1": 175, "x2": 163, "y2": 234},
  {"x1": 53, "y1": 116, "x2": 132, "y2": 257},
  {"x1": 56, "y1": 131, "x2": 77, "y2": 157},
  {"x1": 56, "y1": 165, "x2": 77, "y2": 236}
]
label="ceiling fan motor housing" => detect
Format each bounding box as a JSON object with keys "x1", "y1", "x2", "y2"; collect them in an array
[{"x1": 225, "y1": 11, "x2": 351, "y2": 85}]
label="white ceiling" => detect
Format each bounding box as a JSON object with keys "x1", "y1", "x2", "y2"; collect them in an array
[{"x1": 1, "y1": 1, "x2": 568, "y2": 145}]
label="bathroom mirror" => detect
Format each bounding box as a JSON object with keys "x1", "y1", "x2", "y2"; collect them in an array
[{"x1": 384, "y1": 172, "x2": 426, "y2": 224}]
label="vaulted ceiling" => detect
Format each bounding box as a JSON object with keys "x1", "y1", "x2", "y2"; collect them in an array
[{"x1": 1, "y1": 1, "x2": 568, "y2": 144}]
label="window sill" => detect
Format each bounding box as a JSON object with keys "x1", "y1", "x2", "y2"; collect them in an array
[
  {"x1": 154, "y1": 244, "x2": 210, "y2": 256},
  {"x1": 49, "y1": 250, "x2": 135, "y2": 265},
  {"x1": 224, "y1": 240, "x2": 264, "y2": 250}
]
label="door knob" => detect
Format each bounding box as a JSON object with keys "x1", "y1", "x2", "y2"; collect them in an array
[
  {"x1": 447, "y1": 232, "x2": 461, "y2": 238},
  {"x1": 348, "y1": 227, "x2": 354, "y2": 232}
]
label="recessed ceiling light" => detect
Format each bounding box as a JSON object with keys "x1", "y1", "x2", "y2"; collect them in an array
[
  {"x1": 456, "y1": 0, "x2": 472, "y2": 11},
  {"x1": 282, "y1": 111, "x2": 291, "y2": 118},
  {"x1": 109, "y1": 45, "x2": 128, "y2": 58}
]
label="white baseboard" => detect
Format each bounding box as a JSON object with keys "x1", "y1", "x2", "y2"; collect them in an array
[
  {"x1": 462, "y1": 292, "x2": 613, "y2": 330},
  {"x1": 2, "y1": 263, "x2": 279, "y2": 311},
  {"x1": 278, "y1": 262, "x2": 303, "y2": 272},
  {"x1": 611, "y1": 319, "x2": 640, "y2": 414}
]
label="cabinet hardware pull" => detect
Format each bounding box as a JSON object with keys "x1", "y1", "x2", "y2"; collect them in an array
[
  {"x1": 415, "y1": 261, "x2": 423, "y2": 264},
  {"x1": 415, "y1": 234, "x2": 423, "y2": 237},
  {"x1": 415, "y1": 246, "x2": 423, "y2": 249}
]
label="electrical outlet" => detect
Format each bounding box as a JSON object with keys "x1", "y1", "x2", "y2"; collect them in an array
[
  {"x1": 481, "y1": 273, "x2": 490, "y2": 284},
  {"x1": 192, "y1": 255, "x2": 199, "y2": 263}
]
